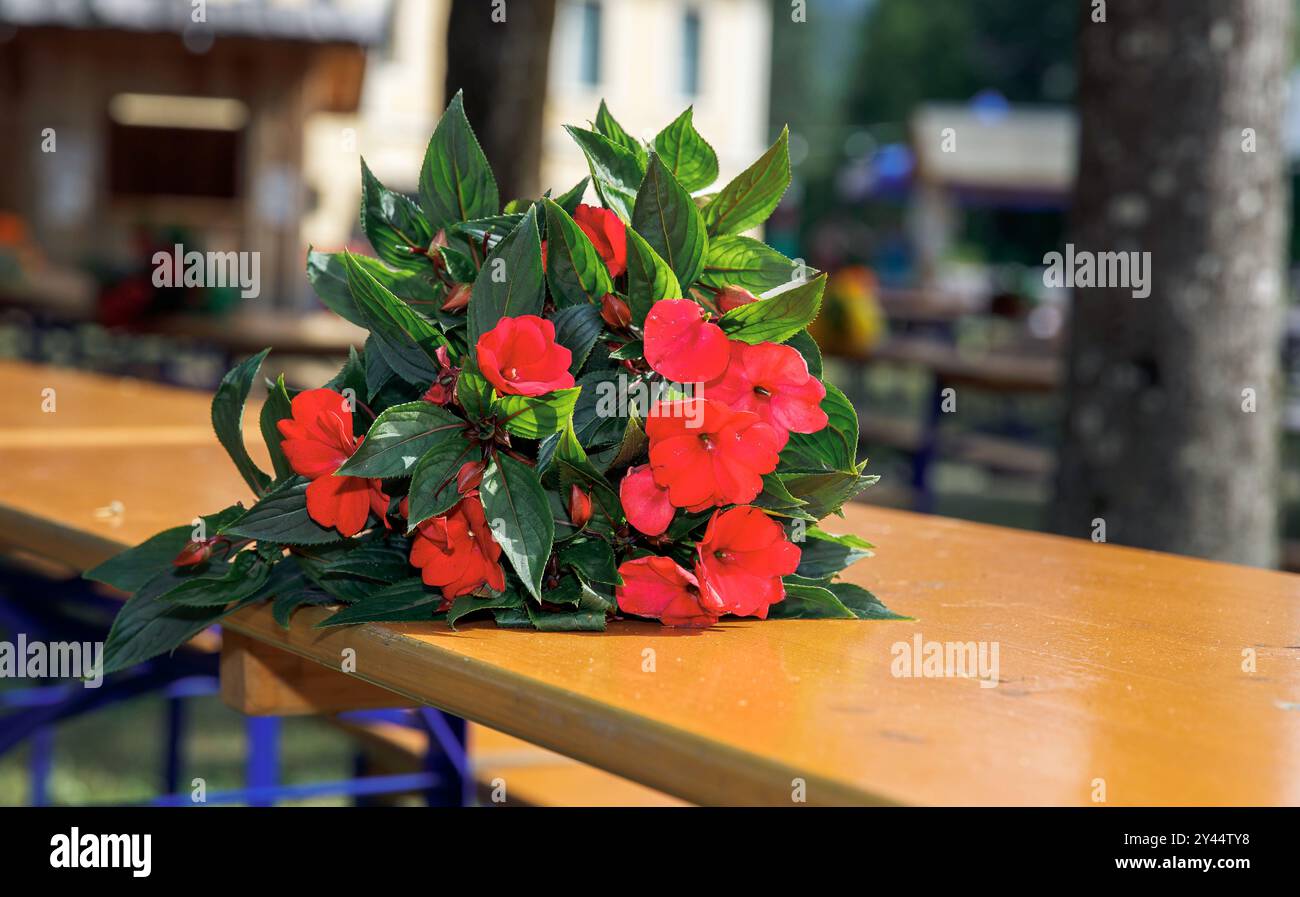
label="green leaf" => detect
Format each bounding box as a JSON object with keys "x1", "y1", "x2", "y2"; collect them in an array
[
  {"x1": 467, "y1": 205, "x2": 546, "y2": 344},
  {"x1": 336, "y1": 401, "x2": 466, "y2": 477},
  {"x1": 84, "y1": 505, "x2": 245, "y2": 593},
  {"x1": 223, "y1": 476, "x2": 349, "y2": 546},
  {"x1": 163, "y1": 550, "x2": 272, "y2": 607},
  {"x1": 418, "y1": 90, "x2": 499, "y2": 229},
  {"x1": 361, "y1": 158, "x2": 433, "y2": 271},
  {"x1": 479, "y1": 454, "x2": 554, "y2": 599},
  {"x1": 826, "y1": 581, "x2": 908, "y2": 620},
  {"x1": 363, "y1": 335, "x2": 395, "y2": 400},
  {"x1": 558, "y1": 538, "x2": 620, "y2": 587},
  {"x1": 101, "y1": 569, "x2": 257, "y2": 674},
  {"x1": 447, "y1": 588, "x2": 523, "y2": 629},
  {"x1": 309, "y1": 250, "x2": 441, "y2": 327},
  {"x1": 542, "y1": 198, "x2": 614, "y2": 307},
  {"x1": 318, "y1": 538, "x2": 412, "y2": 583},
  {"x1": 753, "y1": 473, "x2": 808, "y2": 511},
  {"x1": 406, "y1": 435, "x2": 477, "y2": 530},
  {"x1": 632, "y1": 154, "x2": 707, "y2": 288},
  {"x1": 211, "y1": 349, "x2": 272, "y2": 494},
  {"x1": 457, "y1": 369, "x2": 495, "y2": 421},
  {"x1": 718, "y1": 273, "x2": 825, "y2": 344},
  {"x1": 551, "y1": 303, "x2": 604, "y2": 374},
  {"x1": 767, "y1": 580, "x2": 858, "y2": 620},
  {"x1": 786, "y1": 328, "x2": 823, "y2": 378},
  {"x1": 344, "y1": 252, "x2": 446, "y2": 386},
  {"x1": 607, "y1": 340, "x2": 643, "y2": 361},
  {"x1": 702, "y1": 127, "x2": 791, "y2": 236},
  {"x1": 554, "y1": 176, "x2": 591, "y2": 215},
  {"x1": 495, "y1": 387, "x2": 581, "y2": 440},
  {"x1": 317, "y1": 578, "x2": 441, "y2": 626},
  {"x1": 266, "y1": 559, "x2": 329, "y2": 628},
  {"x1": 653, "y1": 106, "x2": 719, "y2": 192},
  {"x1": 259, "y1": 373, "x2": 295, "y2": 480},
  {"x1": 594, "y1": 100, "x2": 648, "y2": 168},
  {"x1": 564, "y1": 125, "x2": 645, "y2": 222},
  {"x1": 779, "y1": 470, "x2": 878, "y2": 520},
  {"x1": 794, "y1": 527, "x2": 875, "y2": 579},
  {"x1": 624, "y1": 228, "x2": 682, "y2": 326},
  {"x1": 700, "y1": 235, "x2": 799, "y2": 294},
  {"x1": 526, "y1": 601, "x2": 607, "y2": 631},
  {"x1": 782, "y1": 381, "x2": 858, "y2": 472}
]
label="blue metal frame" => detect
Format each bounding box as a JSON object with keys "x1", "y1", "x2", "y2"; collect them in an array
[{"x1": 0, "y1": 565, "x2": 470, "y2": 807}]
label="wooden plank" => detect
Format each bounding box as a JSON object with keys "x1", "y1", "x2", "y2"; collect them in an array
[
  {"x1": 4, "y1": 363, "x2": 1300, "y2": 806},
  {"x1": 220, "y1": 630, "x2": 410, "y2": 716}
]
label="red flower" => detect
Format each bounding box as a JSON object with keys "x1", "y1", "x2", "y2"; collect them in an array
[
  {"x1": 475, "y1": 315, "x2": 575, "y2": 397},
  {"x1": 703, "y1": 341, "x2": 828, "y2": 448},
  {"x1": 716, "y1": 285, "x2": 758, "y2": 313},
  {"x1": 421, "y1": 345, "x2": 459, "y2": 405},
  {"x1": 277, "y1": 388, "x2": 389, "y2": 537},
  {"x1": 695, "y1": 506, "x2": 801, "y2": 619},
  {"x1": 645, "y1": 398, "x2": 782, "y2": 509},
  {"x1": 642, "y1": 299, "x2": 729, "y2": 382},
  {"x1": 615, "y1": 555, "x2": 723, "y2": 627},
  {"x1": 409, "y1": 493, "x2": 506, "y2": 602},
  {"x1": 620, "y1": 464, "x2": 675, "y2": 536},
  {"x1": 573, "y1": 203, "x2": 627, "y2": 277}
]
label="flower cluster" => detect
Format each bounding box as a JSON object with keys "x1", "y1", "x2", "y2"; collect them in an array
[{"x1": 92, "y1": 95, "x2": 893, "y2": 673}]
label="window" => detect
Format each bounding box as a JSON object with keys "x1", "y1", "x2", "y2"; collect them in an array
[
  {"x1": 682, "y1": 9, "x2": 701, "y2": 95},
  {"x1": 106, "y1": 94, "x2": 247, "y2": 199},
  {"x1": 577, "y1": 1, "x2": 602, "y2": 87}
]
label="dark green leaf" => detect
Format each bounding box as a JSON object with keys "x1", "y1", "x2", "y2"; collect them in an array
[
  {"x1": 447, "y1": 588, "x2": 523, "y2": 629},
  {"x1": 526, "y1": 600, "x2": 607, "y2": 631},
  {"x1": 653, "y1": 106, "x2": 718, "y2": 192},
  {"x1": 786, "y1": 328, "x2": 823, "y2": 378},
  {"x1": 552, "y1": 303, "x2": 604, "y2": 374},
  {"x1": 781, "y1": 382, "x2": 857, "y2": 472},
  {"x1": 211, "y1": 349, "x2": 272, "y2": 494},
  {"x1": 779, "y1": 470, "x2": 879, "y2": 520},
  {"x1": 336, "y1": 401, "x2": 466, "y2": 477},
  {"x1": 361, "y1": 158, "x2": 433, "y2": 271},
  {"x1": 259, "y1": 373, "x2": 295, "y2": 480},
  {"x1": 766, "y1": 580, "x2": 858, "y2": 620},
  {"x1": 495, "y1": 387, "x2": 581, "y2": 440},
  {"x1": 624, "y1": 228, "x2": 682, "y2": 326},
  {"x1": 223, "y1": 476, "x2": 348, "y2": 546},
  {"x1": 701, "y1": 127, "x2": 791, "y2": 236},
  {"x1": 632, "y1": 154, "x2": 707, "y2": 288},
  {"x1": 564, "y1": 125, "x2": 644, "y2": 222},
  {"x1": 826, "y1": 581, "x2": 908, "y2": 620},
  {"x1": 344, "y1": 251, "x2": 447, "y2": 386},
  {"x1": 594, "y1": 100, "x2": 648, "y2": 168},
  {"x1": 163, "y1": 550, "x2": 271, "y2": 607},
  {"x1": 700, "y1": 235, "x2": 799, "y2": 293},
  {"x1": 542, "y1": 198, "x2": 614, "y2": 308},
  {"x1": 479, "y1": 454, "x2": 554, "y2": 599},
  {"x1": 418, "y1": 90, "x2": 499, "y2": 229},
  {"x1": 457, "y1": 369, "x2": 494, "y2": 421},
  {"x1": 794, "y1": 527, "x2": 875, "y2": 579},
  {"x1": 316, "y1": 578, "x2": 441, "y2": 626},
  {"x1": 554, "y1": 176, "x2": 590, "y2": 215},
  {"x1": 363, "y1": 335, "x2": 395, "y2": 400},
  {"x1": 558, "y1": 538, "x2": 620, "y2": 586},
  {"x1": 719, "y1": 273, "x2": 825, "y2": 344},
  {"x1": 407, "y1": 435, "x2": 478, "y2": 530},
  {"x1": 84, "y1": 505, "x2": 244, "y2": 593},
  {"x1": 467, "y1": 205, "x2": 546, "y2": 344}
]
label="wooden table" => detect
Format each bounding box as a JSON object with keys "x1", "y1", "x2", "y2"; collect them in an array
[{"x1": 3, "y1": 363, "x2": 1300, "y2": 805}]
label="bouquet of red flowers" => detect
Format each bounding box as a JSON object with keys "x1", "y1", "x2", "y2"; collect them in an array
[{"x1": 89, "y1": 94, "x2": 900, "y2": 674}]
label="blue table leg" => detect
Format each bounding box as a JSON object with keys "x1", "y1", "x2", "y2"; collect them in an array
[
  {"x1": 244, "y1": 716, "x2": 281, "y2": 806},
  {"x1": 419, "y1": 708, "x2": 469, "y2": 806},
  {"x1": 29, "y1": 726, "x2": 54, "y2": 806},
  {"x1": 163, "y1": 695, "x2": 185, "y2": 796}
]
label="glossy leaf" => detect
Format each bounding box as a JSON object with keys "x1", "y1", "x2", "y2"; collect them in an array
[
  {"x1": 467, "y1": 205, "x2": 546, "y2": 344},
  {"x1": 624, "y1": 228, "x2": 682, "y2": 326},
  {"x1": 222, "y1": 476, "x2": 348, "y2": 546},
  {"x1": 653, "y1": 106, "x2": 719, "y2": 192},
  {"x1": 542, "y1": 198, "x2": 613, "y2": 308},
  {"x1": 336, "y1": 401, "x2": 466, "y2": 478},
  {"x1": 700, "y1": 235, "x2": 799, "y2": 294},
  {"x1": 259, "y1": 373, "x2": 295, "y2": 480},
  {"x1": 361, "y1": 158, "x2": 433, "y2": 271},
  {"x1": 701, "y1": 127, "x2": 790, "y2": 236},
  {"x1": 564, "y1": 125, "x2": 644, "y2": 222},
  {"x1": 718, "y1": 273, "x2": 825, "y2": 344},
  {"x1": 211, "y1": 348, "x2": 272, "y2": 495},
  {"x1": 631, "y1": 154, "x2": 707, "y2": 288},
  {"x1": 406, "y1": 435, "x2": 478, "y2": 530},
  {"x1": 479, "y1": 453, "x2": 554, "y2": 599},
  {"x1": 419, "y1": 90, "x2": 499, "y2": 229}
]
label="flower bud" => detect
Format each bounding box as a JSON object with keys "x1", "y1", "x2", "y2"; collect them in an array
[
  {"x1": 173, "y1": 540, "x2": 213, "y2": 567},
  {"x1": 456, "y1": 460, "x2": 485, "y2": 494},
  {"x1": 600, "y1": 293, "x2": 632, "y2": 330},
  {"x1": 716, "y1": 285, "x2": 759, "y2": 313},
  {"x1": 568, "y1": 484, "x2": 593, "y2": 529},
  {"x1": 441, "y1": 282, "x2": 471, "y2": 312}
]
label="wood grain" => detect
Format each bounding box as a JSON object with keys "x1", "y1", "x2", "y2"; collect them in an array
[{"x1": 3, "y1": 363, "x2": 1299, "y2": 805}]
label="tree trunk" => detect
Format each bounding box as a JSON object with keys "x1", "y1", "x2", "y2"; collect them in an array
[
  {"x1": 444, "y1": 0, "x2": 558, "y2": 204},
  {"x1": 1053, "y1": 0, "x2": 1290, "y2": 567}
]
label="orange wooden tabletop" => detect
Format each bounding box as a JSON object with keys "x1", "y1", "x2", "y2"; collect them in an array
[{"x1": 2, "y1": 362, "x2": 1299, "y2": 806}]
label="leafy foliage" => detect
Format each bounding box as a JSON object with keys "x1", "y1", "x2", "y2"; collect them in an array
[{"x1": 95, "y1": 95, "x2": 898, "y2": 668}]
